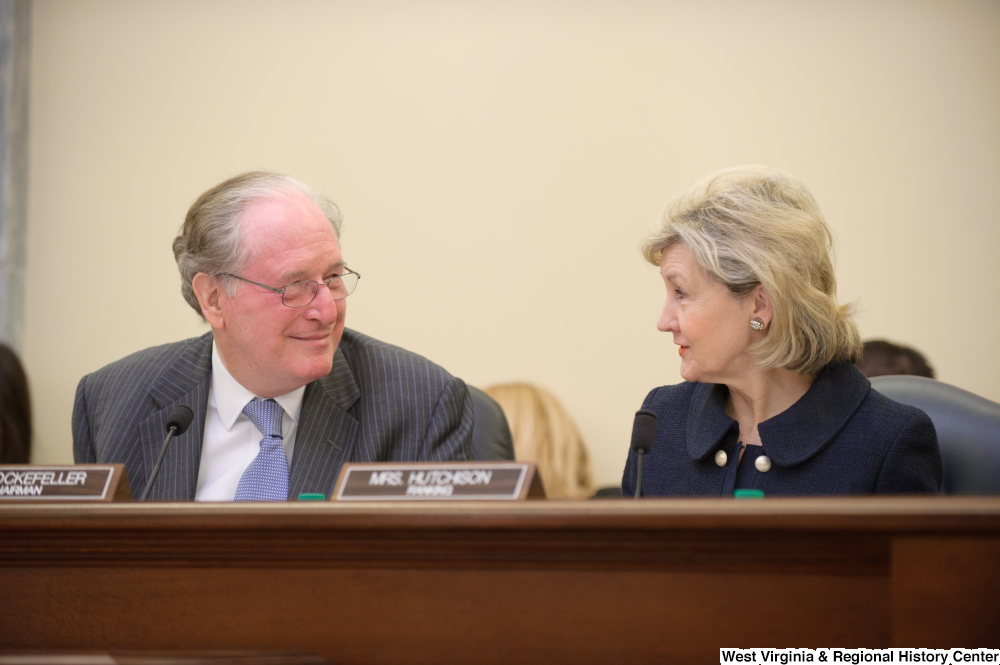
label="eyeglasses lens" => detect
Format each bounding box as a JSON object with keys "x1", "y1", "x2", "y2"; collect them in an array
[
  {"x1": 280, "y1": 273, "x2": 359, "y2": 307},
  {"x1": 281, "y1": 282, "x2": 317, "y2": 307},
  {"x1": 335, "y1": 272, "x2": 359, "y2": 299}
]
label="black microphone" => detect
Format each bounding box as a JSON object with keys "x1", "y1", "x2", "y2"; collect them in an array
[
  {"x1": 140, "y1": 406, "x2": 195, "y2": 502},
  {"x1": 631, "y1": 409, "x2": 658, "y2": 499}
]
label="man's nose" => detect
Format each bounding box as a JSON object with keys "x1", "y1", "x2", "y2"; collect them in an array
[{"x1": 304, "y1": 283, "x2": 339, "y2": 323}]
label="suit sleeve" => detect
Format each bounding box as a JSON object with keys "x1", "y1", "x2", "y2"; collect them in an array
[
  {"x1": 420, "y1": 376, "x2": 475, "y2": 462},
  {"x1": 72, "y1": 375, "x2": 97, "y2": 464},
  {"x1": 875, "y1": 409, "x2": 943, "y2": 493}
]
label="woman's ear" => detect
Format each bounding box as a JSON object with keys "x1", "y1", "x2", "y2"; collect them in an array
[
  {"x1": 192, "y1": 273, "x2": 225, "y2": 329},
  {"x1": 751, "y1": 284, "x2": 773, "y2": 327}
]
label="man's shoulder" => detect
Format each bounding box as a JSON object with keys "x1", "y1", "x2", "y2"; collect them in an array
[
  {"x1": 82, "y1": 332, "x2": 213, "y2": 387},
  {"x1": 338, "y1": 328, "x2": 455, "y2": 381}
]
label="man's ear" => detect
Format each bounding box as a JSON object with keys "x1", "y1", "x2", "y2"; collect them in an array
[
  {"x1": 192, "y1": 273, "x2": 225, "y2": 329},
  {"x1": 750, "y1": 284, "x2": 773, "y2": 327}
]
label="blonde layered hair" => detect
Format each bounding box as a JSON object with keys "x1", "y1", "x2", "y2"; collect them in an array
[
  {"x1": 484, "y1": 383, "x2": 594, "y2": 499},
  {"x1": 641, "y1": 165, "x2": 862, "y2": 376}
]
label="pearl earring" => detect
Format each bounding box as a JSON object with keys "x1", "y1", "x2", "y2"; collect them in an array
[{"x1": 750, "y1": 318, "x2": 765, "y2": 332}]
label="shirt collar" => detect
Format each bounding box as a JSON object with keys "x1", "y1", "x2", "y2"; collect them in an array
[
  {"x1": 685, "y1": 361, "x2": 871, "y2": 466},
  {"x1": 211, "y1": 340, "x2": 306, "y2": 430}
]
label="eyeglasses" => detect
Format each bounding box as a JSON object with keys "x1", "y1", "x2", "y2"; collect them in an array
[{"x1": 220, "y1": 268, "x2": 360, "y2": 308}]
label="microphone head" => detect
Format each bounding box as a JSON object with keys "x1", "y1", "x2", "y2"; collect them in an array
[
  {"x1": 630, "y1": 409, "x2": 658, "y2": 454},
  {"x1": 165, "y1": 406, "x2": 195, "y2": 435}
]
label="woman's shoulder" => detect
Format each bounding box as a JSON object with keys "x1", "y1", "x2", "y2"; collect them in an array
[
  {"x1": 856, "y1": 382, "x2": 935, "y2": 431},
  {"x1": 641, "y1": 381, "x2": 702, "y2": 412},
  {"x1": 814, "y1": 361, "x2": 934, "y2": 436},
  {"x1": 852, "y1": 381, "x2": 942, "y2": 493}
]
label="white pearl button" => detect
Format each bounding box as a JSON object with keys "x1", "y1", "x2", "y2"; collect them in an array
[
  {"x1": 754, "y1": 455, "x2": 772, "y2": 473},
  {"x1": 715, "y1": 450, "x2": 727, "y2": 467}
]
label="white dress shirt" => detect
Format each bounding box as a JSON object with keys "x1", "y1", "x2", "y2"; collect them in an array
[{"x1": 194, "y1": 341, "x2": 306, "y2": 501}]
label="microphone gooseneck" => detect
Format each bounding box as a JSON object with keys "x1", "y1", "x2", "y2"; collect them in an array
[
  {"x1": 630, "y1": 409, "x2": 658, "y2": 499},
  {"x1": 140, "y1": 406, "x2": 195, "y2": 502}
]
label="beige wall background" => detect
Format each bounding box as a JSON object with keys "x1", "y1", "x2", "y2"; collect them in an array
[{"x1": 23, "y1": 0, "x2": 1000, "y2": 487}]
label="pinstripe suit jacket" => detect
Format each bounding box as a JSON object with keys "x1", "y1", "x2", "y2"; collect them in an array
[{"x1": 73, "y1": 329, "x2": 475, "y2": 500}]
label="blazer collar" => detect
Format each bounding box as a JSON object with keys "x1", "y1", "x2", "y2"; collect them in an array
[
  {"x1": 148, "y1": 332, "x2": 214, "y2": 408},
  {"x1": 686, "y1": 382, "x2": 738, "y2": 461},
  {"x1": 139, "y1": 332, "x2": 214, "y2": 500},
  {"x1": 287, "y1": 341, "x2": 364, "y2": 498},
  {"x1": 138, "y1": 331, "x2": 367, "y2": 500},
  {"x1": 685, "y1": 361, "x2": 871, "y2": 467},
  {"x1": 313, "y1": 341, "x2": 362, "y2": 411}
]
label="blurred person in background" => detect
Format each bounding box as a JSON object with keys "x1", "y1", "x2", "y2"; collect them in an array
[
  {"x1": 856, "y1": 340, "x2": 935, "y2": 379},
  {"x1": 0, "y1": 343, "x2": 31, "y2": 463},
  {"x1": 484, "y1": 382, "x2": 595, "y2": 499}
]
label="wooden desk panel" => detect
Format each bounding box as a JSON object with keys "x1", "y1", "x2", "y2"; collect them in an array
[{"x1": 1, "y1": 498, "x2": 998, "y2": 664}]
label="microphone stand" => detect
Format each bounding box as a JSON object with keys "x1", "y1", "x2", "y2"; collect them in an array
[
  {"x1": 634, "y1": 450, "x2": 644, "y2": 499},
  {"x1": 140, "y1": 424, "x2": 180, "y2": 503}
]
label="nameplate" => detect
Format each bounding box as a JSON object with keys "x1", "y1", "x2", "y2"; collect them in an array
[
  {"x1": 0, "y1": 464, "x2": 132, "y2": 502},
  {"x1": 333, "y1": 462, "x2": 545, "y2": 501}
]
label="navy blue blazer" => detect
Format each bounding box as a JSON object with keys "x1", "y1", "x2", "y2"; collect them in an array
[{"x1": 622, "y1": 362, "x2": 943, "y2": 497}]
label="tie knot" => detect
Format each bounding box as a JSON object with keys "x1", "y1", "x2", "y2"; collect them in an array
[{"x1": 242, "y1": 399, "x2": 283, "y2": 439}]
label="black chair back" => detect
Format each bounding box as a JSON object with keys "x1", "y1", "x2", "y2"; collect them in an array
[
  {"x1": 870, "y1": 375, "x2": 1000, "y2": 494},
  {"x1": 468, "y1": 386, "x2": 515, "y2": 461}
]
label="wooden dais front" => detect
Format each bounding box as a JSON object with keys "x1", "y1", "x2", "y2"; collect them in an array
[{"x1": 1, "y1": 498, "x2": 997, "y2": 664}]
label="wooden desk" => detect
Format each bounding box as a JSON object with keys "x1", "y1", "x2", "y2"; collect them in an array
[{"x1": 1, "y1": 498, "x2": 998, "y2": 664}]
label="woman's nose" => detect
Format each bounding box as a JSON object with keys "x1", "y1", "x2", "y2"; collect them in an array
[{"x1": 657, "y1": 301, "x2": 677, "y2": 332}]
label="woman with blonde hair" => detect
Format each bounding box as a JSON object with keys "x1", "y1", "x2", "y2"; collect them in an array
[
  {"x1": 622, "y1": 166, "x2": 942, "y2": 497},
  {"x1": 484, "y1": 383, "x2": 594, "y2": 499}
]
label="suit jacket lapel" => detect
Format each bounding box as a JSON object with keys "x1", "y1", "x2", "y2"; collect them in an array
[
  {"x1": 137, "y1": 333, "x2": 213, "y2": 501},
  {"x1": 289, "y1": 346, "x2": 362, "y2": 498}
]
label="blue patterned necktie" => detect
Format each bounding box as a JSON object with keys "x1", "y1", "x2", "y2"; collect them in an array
[{"x1": 234, "y1": 399, "x2": 289, "y2": 502}]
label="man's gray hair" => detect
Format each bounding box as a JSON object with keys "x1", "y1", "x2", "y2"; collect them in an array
[{"x1": 172, "y1": 171, "x2": 343, "y2": 318}]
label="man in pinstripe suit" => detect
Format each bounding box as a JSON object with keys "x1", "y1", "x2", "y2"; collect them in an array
[{"x1": 72, "y1": 172, "x2": 474, "y2": 501}]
